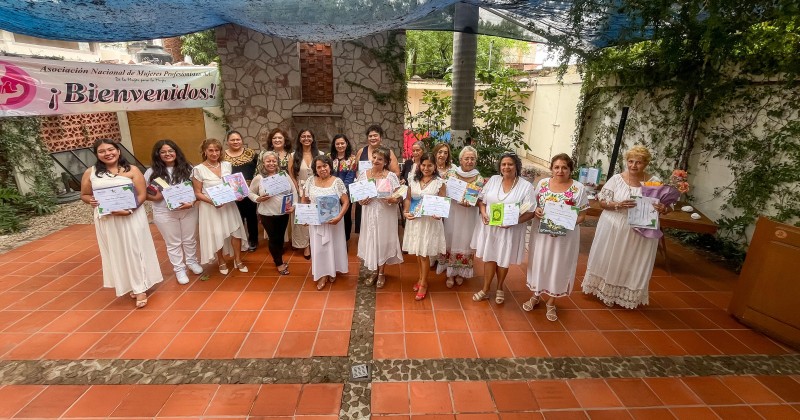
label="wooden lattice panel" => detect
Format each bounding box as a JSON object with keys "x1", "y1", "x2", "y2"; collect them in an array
[
  {"x1": 299, "y1": 43, "x2": 334, "y2": 103},
  {"x1": 40, "y1": 112, "x2": 122, "y2": 152}
]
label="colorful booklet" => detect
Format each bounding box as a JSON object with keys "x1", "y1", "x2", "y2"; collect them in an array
[
  {"x1": 222, "y1": 172, "x2": 250, "y2": 200},
  {"x1": 375, "y1": 178, "x2": 393, "y2": 198},
  {"x1": 279, "y1": 194, "x2": 293, "y2": 214},
  {"x1": 464, "y1": 183, "x2": 482, "y2": 206},
  {"x1": 488, "y1": 202, "x2": 530, "y2": 226},
  {"x1": 316, "y1": 194, "x2": 341, "y2": 223},
  {"x1": 409, "y1": 197, "x2": 422, "y2": 216}
]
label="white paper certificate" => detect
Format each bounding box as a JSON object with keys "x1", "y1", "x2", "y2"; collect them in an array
[
  {"x1": 628, "y1": 196, "x2": 660, "y2": 229},
  {"x1": 294, "y1": 203, "x2": 320, "y2": 225},
  {"x1": 421, "y1": 195, "x2": 451, "y2": 218},
  {"x1": 261, "y1": 173, "x2": 292, "y2": 196},
  {"x1": 94, "y1": 183, "x2": 137, "y2": 215},
  {"x1": 161, "y1": 181, "x2": 196, "y2": 210},
  {"x1": 349, "y1": 179, "x2": 378, "y2": 201},
  {"x1": 358, "y1": 160, "x2": 373, "y2": 174},
  {"x1": 501, "y1": 203, "x2": 520, "y2": 226},
  {"x1": 445, "y1": 177, "x2": 468, "y2": 202},
  {"x1": 205, "y1": 184, "x2": 237, "y2": 206},
  {"x1": 542, "y1": 201, "x2": 578, "y2": 230}
]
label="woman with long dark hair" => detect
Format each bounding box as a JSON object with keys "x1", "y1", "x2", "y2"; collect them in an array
[
  {"x1": 224, "y1": 130, "x2": 260, "y2": 252},
  {"x1": 80, "y1": 139, "x2": 162, "y2": 308},
  {"x1": 330, "y1": 133, "x2": 357, "y2": 242},
  {"x1": 288, "y1": 129, "x2": 322, "y2": 258},
  {"x1": 144, "y1": 139, "x2": 203, "y2": 285}
]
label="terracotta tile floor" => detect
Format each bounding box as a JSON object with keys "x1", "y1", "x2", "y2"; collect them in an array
[
  {"x1": 371, "y1": 377, "x2": 800, "y2": 418},
  {"x1": 0, "y1": 383, "x2": 343, "y2": 418},
  {"x1": 0, "y1": 224, "x2": 358, "y2": 360}
]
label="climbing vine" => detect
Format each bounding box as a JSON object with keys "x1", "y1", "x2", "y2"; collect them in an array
[{"x1": 544, "y1": 2, "x2": 800, "y2": 258}]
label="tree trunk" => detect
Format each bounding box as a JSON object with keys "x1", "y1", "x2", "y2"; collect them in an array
[{"x1": 450, "y1": 2, "x2": 479, "y2": 146}]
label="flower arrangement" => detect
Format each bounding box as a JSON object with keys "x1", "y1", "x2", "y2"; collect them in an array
[
  {"x1": 642, "y1": 169, "x2": 690, "y2": 193},
  {"x1": 635, "y1": 169, "x2": 690, "y2": 239}
]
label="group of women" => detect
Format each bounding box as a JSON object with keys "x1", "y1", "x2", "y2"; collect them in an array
[{"x1": 82, "y1": 132, "x2": 669, "y2": 317}]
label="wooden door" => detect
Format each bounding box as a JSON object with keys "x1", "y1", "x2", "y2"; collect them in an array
[
  {"x1": 729, "y1": 217, "x2": 800, "y2": 349},
  {"x1": 127, "y1": 108, "x2": 206, "y2": 166}
]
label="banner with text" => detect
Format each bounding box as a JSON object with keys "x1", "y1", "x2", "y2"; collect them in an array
[{"x1": 0, "y1": 56, "x2": 219, "y2": 117}]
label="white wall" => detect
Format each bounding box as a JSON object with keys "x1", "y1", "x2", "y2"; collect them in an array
[{"x1": 523, "y1": 72, "x2": 582, "y2": 165}]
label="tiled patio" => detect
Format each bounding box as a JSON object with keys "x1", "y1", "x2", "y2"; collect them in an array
[{"x1": 0, "y1": 221, "x2": 798, "y2": 418}]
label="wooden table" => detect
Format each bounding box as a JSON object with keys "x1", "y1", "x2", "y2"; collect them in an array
[{"x1": 586, "y1": 200, "x2": 718, "y2": 272}]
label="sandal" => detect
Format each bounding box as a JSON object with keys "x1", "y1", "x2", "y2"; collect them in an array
[
  {"x1": 415, "y1": 285, "x2": 428, "y2": 301},
  {"x1": 365, "y1": 272, "x2": 378, "y2": 286},
  {"x1": 234, "y1": 261, "x2": 248, "y2": 273},
  {"x1": 413, "y1": 282, "x2": 420, "y2": 292},
  {"x1": 445, "y1": 277, "x2": 455, "y2": 289},
  {"x1": 277, "y1": 264, "x2": 289, "y2": 275},
  {"x1": 495, "y1": 290, "x2": 505, "y2": 304},
  {"x1": 135, "y1": 293, "x2": 148, "y2": 309},
  {"x1": 455, "y1": 276, "x2": 464, "y2": 286},
  {"x1": 546, "y1": 303, "x2": 558, "y2": 321},
  {"x1": 472, "y1": 290, "x2": 489, "y2": 302},
  {"x1": 316, "y1": 276, "x2": 328, "y2": 291},
  {"x1": 219, "y1": 264, "x2": 229, "y2": 275},
  {"x1": 329, "y1": 276, "x2": 336, "y2": 284},
  {"x1": 522, "y1": 295, "x2": 540, "y2": 312},
  {"x1": 376, "y1": 274, "x2": 386, "y2": 289}
]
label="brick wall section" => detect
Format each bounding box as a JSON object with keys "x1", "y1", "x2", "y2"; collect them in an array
[
  {"x1": 299, "y1": 43, "x2": 334, "y2": 103},
  {"x1": 40, "y1": 112, "x2": 122, "y2": 152}
]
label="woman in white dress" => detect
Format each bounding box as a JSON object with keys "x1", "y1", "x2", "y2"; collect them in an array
[
  {"x1": 582, "y1": 145, "x2": 672, "y2": 308},
  {"x1": 524, "y1": 154, "x2": 589, "y2": 321},
  {"x1": 437, "y1": 146, "x2": 485, "y2": 288},
  {"x1": 191, "y1": 138, "x2": 249, "y2": 275},
  {"x1": 80, "y1": 139, "x2": 162, "y2": 308},
  {"x1": 302, "y1": 155, "x2": 351, "y2": 290},
  {"x1": 144, "y1": 139, "x2": 203, "y2": 286},
  {"x1": 402, "y1": 153, "x2": 447, "y2": 300},
  {"x1": 471, "y1": 152, "x2": 536, "y2": 304},
  {"x1": 289, "y1": 129, "x2": 322, "y2": 259},
  {"x1": 357, "y1": 147, "x2": 404, "y2": 288}
]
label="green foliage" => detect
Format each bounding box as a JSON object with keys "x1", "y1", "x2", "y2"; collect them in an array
[
  {"x1": 0, "y1": 206, "x2": 22, "y2": 235},
  {"x1": 564, "y1": 2, "x2": 800, "y2": 250},
  {"x1": 407, "y1": 67, "x2": 530, "y2": 177},
  {"x1": 180, "y1": 29, "x2": 219, "y2": 65},
  {"x1": 405, "y1": 31, "x2": 529, "y2": 78}
]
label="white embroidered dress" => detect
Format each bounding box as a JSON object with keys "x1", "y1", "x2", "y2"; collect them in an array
[{"x1": 192, "y1": 162, "x2": 247, "y2": 264}]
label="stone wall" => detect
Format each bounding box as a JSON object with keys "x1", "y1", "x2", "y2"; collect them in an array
[{"x1": 216, "y1": 25, "x2": 405, "y2": 154}]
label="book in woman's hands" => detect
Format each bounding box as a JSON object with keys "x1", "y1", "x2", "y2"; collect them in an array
[
  {"x1": 280, "y1": 194, "x2": 293, "y2": 214},
  {"x1": 222, "y1": 172, "x2": 249, "y2": 200},
  {"x1": 316, "y1": 195, "x2": 340, "y2": 223}
]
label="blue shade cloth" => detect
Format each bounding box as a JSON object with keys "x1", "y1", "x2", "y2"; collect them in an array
[{"x1": 0, "y1": 1, "x2": 650, "y2": 50}]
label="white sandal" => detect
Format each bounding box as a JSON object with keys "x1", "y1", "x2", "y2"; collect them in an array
[
  {"x1": 495, "y1": 290, "x2": 505, "y2": 304},
  {"x1": 546, "y1": 303, "x2": 558, "y2": 321},
  {"x1": 445, "y1": 277, "x2": 455, "y2": 288},
  {"x1": 522, "y1": 295, "x2": 540, "y2": 312},
  {"x1": 472, "y1": 290, "x2": 489, "y2": 301}
]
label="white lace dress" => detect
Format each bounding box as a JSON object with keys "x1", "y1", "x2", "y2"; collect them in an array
[
  {"x1": 470, "y1": 175, "x2": 534, "y2": 268},
  {"x1": 437, "y1": 174, "x2": 485, "y2": 278},
  {"x1": 192, "y1": 162, "x2": 247, "y2": 264},
  {"x1": 90, "y1": 171, "x2": 162, "y2": 296},
  {"x1": 581, "y1": 173, "x2": 659, "y2": 308},
  {"x1": 402, "y1": 177, "x2": 446, "y2": 257},
  {"x1": 356, "y1": 172, "x2": 403, "y2": 270},
  {"x1": 527, "y1": 178, "x2": 589, "y2": 297},
  {"x1": 304, "y1": 177, "x2": 349, "y2": 281}
]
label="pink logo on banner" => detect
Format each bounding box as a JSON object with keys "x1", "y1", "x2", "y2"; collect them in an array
[{"x1": 0, "y1": 61, "x2": 36, "y2": 109}]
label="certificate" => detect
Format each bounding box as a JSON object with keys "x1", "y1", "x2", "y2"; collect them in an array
[
  {"x1": 206, "y1": 184, "x2": 237, "y2": 206},
  {"x1": 445, "y1": 177, "x2": 468, "y2": 202},
  {"x1": 627, "y1": 196, "x2": 660, "y2": 229},
  {"x1": 161, "y1": 180, "x2": 196, "y2": 210},
  {"x1": 94, "y1": 182, "x2": 137, "y2": 216},
  {"x1": 261, "y1": 173, "x2": 292, "y2": 196},
  {"x1": 420, "y1": 195, "x2": 450, "y2": 218},
  {"x1": 489, "y1": 202, "x2": 520, "y2": 226},
  {"x1": 349, "y1": 179, "x2": 378, "y2": 202},
  {"x1": 539, "y1": 201, "x2": 579, "y2": 236},
  {"x1": 294, "y1": 203, "x2": 320, "y2": 225},
  {"x1": 358, "y1": 160, "x2": 372, "y2": 174},
  {"x1": 222, "y1": 173, "x2": 249, "y2": 200}
]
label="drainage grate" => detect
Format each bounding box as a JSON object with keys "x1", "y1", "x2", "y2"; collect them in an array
[{"x1": 350, "y1": 363, "x2": 370, "y2": 381}]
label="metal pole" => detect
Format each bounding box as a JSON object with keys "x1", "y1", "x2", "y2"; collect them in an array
[{"x1": 607, "y1": 107, "x2": 629, "y2": 178}]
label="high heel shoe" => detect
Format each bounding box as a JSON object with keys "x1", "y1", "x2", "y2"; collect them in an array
[
  {"x1": 316, "y1": 276, "x2": 328, "y2": 290},
  {"x1": 135, "y1": 293, "x2": 148, "y2": 309},
  {"x1": 219, "y1": 264, "x2": 229, "y2": 275},
  {"x1": 365, "y1": 272, "x2": 378, "y2": 286},
  {"x1": 414, "y1": 284, "x2": 428, "y2": 301},
  {"x1": 234, "y1": 260, "x2": 248, "y2": 273},
  {"x1": 376, "y1": 274, "x2": 386, "y2": 289}
]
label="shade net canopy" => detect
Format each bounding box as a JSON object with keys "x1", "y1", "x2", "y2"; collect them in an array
[{"x1": 0, "y1": 0, "x2": 652, "y2": 50}]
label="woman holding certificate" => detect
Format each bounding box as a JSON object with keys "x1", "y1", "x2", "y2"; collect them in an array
[
  {"x1": 354, "y1": 125, "x2": 400, "y2": 234},
  {"x1": 80, "y1": 139, "x2": 162, "y2": 308},
  {"x1": 249, "y1": 151, "x2": 297, "y2": 275},
  {"x1": 192, "y1": 138, "x2": 249, "y2": 275},
  {"x1": 224, "y1": 130, "x2": 260, "y2": 252},
  {"x1": 524, "y1": 154, "x2": 589, "y2": 321},
  {"x1": 302, "y1": 155, "x2": 350, "y2": 290},
  {"x1": 357, "y1": 147, "x2": 404, "y2": 288},
  {"x1": 144, "y1": 140, "x2": 203, "y2": 286},
  {"x1": 437, "y1": 146, "x2": 485, "y2": 288},
  {"x1": 402, "y1": 153, "x2": 447, "y2": 300},
  {"x1": 289, "y1": 129, "x2": 322, "y2": 259},
  {"x1": 330, "y1": 134, "x2": 357, "y2": 243},
  {"x1": 582, "y1": 146, "x2": 671, "y2": 308},
  {"x1": 470, "y1": 152, "x2": 535, "y2": 304}
]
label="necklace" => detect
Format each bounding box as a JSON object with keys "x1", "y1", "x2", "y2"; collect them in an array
[
  {"x1": 370, "y1": 168, "x2": 386, "y2": 179},
  {"x1": 497, "y1": 177, "x2": 518, "y2": 202},
  {"x1": 205, "y1": 161, "x2": 220, "y2": 169},
  {"x1": 420, "y1": 176, "x2": 433, "y2": 190}
]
